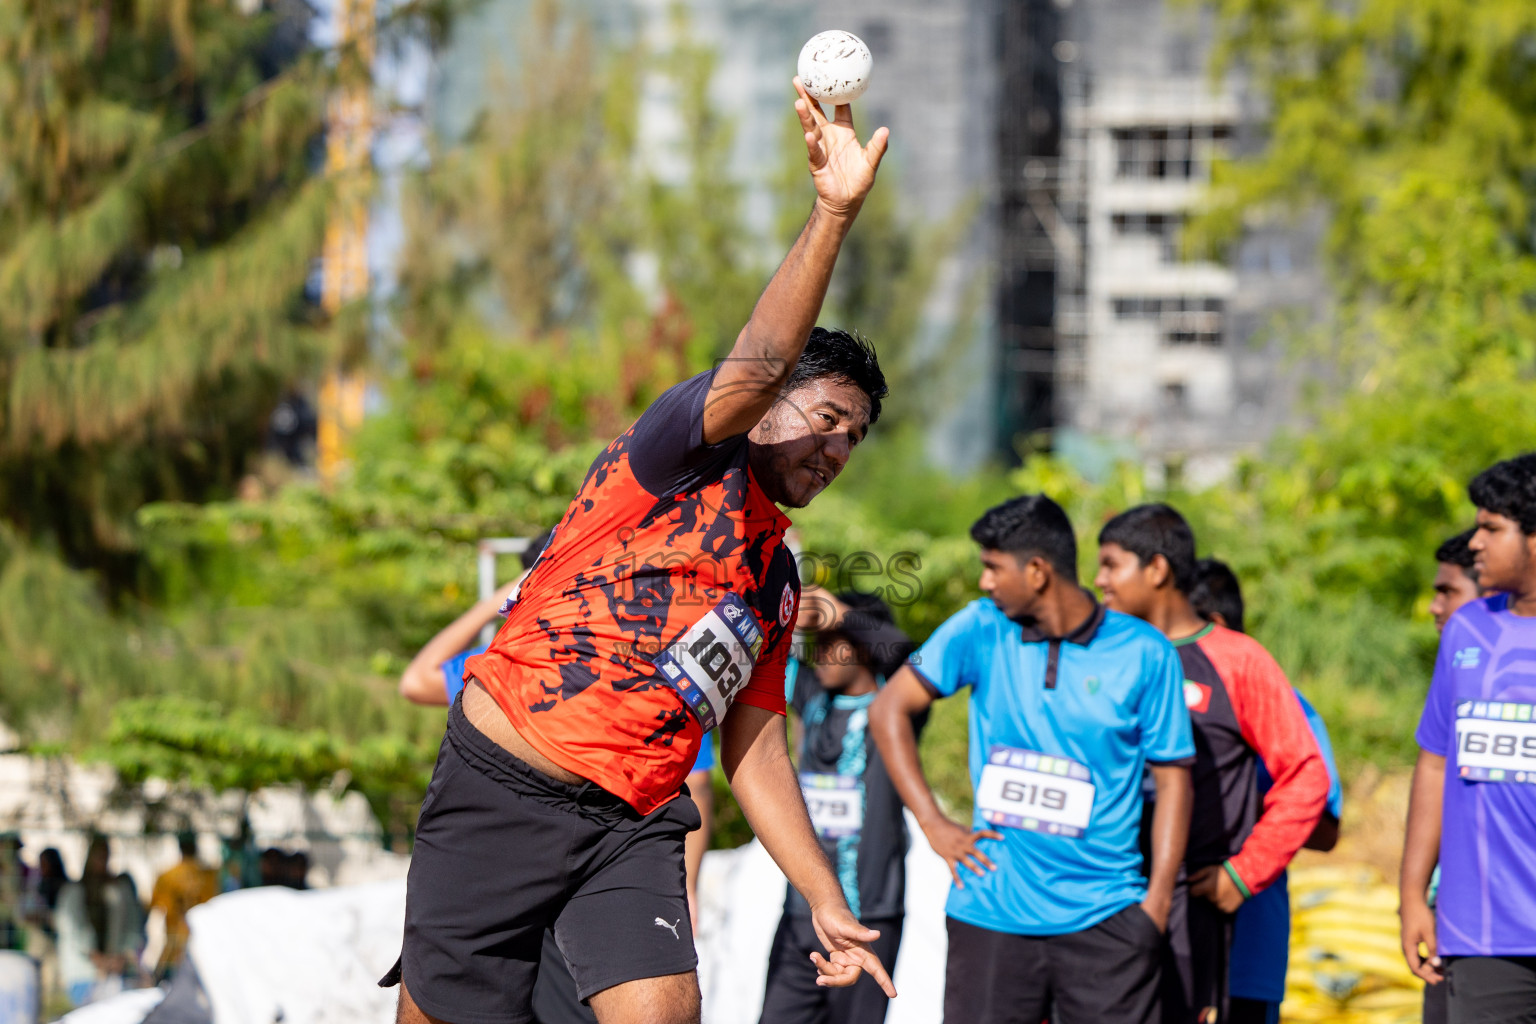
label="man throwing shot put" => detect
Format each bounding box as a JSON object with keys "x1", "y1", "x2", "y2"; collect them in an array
[{"x1": 381, "y1": 80, "x2": 895, "y2": 1024}]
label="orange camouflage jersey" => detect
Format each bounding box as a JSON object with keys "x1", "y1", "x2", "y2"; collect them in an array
[{"x1": 466, "y1": 370, "x2": 800, "y2": 814}]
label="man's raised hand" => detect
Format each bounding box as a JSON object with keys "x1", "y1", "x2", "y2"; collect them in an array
[{"x1": 793, "y1": 77, "x2": 888, "y2": 219}]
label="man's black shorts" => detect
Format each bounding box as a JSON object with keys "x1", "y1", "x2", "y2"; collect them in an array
[
  {"x1": 943, "y1": 905, "x2": 1163, "y2": 1024},
  {"x1": 380, "y1": 695, "x2": 700, "y2": 1024}
]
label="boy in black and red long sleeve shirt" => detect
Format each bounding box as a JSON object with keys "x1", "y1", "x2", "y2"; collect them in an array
[{"x1": 1095, "y1": 504, "x2": 1329, "y2": 1024}]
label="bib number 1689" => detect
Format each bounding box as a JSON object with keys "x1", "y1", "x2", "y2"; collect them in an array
[{"x1": 1454, "y1": 704, "x2": 1536, "y2": 784}]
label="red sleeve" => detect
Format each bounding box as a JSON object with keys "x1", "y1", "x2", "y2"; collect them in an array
[
  {"x1": 1202, "y1": 628, "x2": 1329, "y2": 895},
  {"x1": 732, "y1": 595, "x2": 793, "y2": 718}
]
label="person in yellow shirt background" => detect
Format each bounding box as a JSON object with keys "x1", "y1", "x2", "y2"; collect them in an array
[{"x1": 147, "y1": 832, "x2": 220, "y2": 982}]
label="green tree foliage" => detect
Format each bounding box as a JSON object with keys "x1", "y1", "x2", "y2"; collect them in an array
[
  {"x1": 1186, "y1": 0, "x2": 1536, "y2": 586},
  {"x1": 0, "y1": 1, "x2": 965, "y2": 841},
  {"x1": 0, "y1": 0, "x2": 347, "y2": 587}
]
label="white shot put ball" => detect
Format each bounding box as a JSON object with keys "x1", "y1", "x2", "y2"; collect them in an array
[{"x1": 797, "y1": 30, "x2": 873, "y2": 106}]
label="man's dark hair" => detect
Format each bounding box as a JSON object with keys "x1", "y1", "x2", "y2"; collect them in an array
[
  {"x1": 1435, "y1": 528, "x2": 1478, "y2": 576},
  {"x1": 177, "y1": 831, "x2": 199, "y2": 858},
  {"x1": 1097, "y1": 503, "x2": 1198, "y2": 594},
  {"x1": 1190, "y1": 558, "x2": 1245, "y2": 634},
  {"x1": 970, "y1": 495, "x2": 1078, "y2": 578},
  {"x1": 784, "y1": 327, "x2": 888, "y2": 426},
  {"x1": 521, "y1": 528, "x2": 555, "y2": 572},
  {"x1": 1469, "y1": 454, "x2": 1536, "y2": 534}
]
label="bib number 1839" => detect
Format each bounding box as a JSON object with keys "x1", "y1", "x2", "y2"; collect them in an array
[{"x1": 652, "y1": 593, "x2": 765, "y2": 732}]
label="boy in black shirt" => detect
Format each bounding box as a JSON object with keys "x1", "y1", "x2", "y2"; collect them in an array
[{"x1": 758, "y1": 588, "x2": 918, "y2": 1024}]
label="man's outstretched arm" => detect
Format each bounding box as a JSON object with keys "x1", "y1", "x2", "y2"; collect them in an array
[
  {"x1": 702, "y1": 81, "x2": 889, "y2": 445},
  {"x1": 399, "y1": 576, "x2": 522, "y2": 705},
  {"x1": 720, "y1": 703, "x2": 896, "y2": 997}
]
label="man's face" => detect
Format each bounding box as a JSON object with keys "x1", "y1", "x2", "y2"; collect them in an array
[
  {"x1": 1094, "y1": 542, "x2": 1159, "y2": 621},
  {"x1": 814, "y1": 633, "x2": 864, "y2": 692},
  {"x1": 1470, "y1": 508, "x2": 1536, "y2": 595},
  {"x1": 978, "y1": 548, "x2": 1040, "y2": 620},
  {"x1": 1430, "y1": 562, "x2": 1481, "y2": 633},
  {"x1": 747, "y1": 378, "x2": 871, "y2": 508}
]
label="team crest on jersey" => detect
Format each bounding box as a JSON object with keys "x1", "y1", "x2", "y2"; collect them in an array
[
  {"x1": 779, "y1": 583, "x2": 796, "y2": 627},
  {"x1": 1183, "y1": 681, "x2": 1212, "y2": 714},
  {"x1": 1453, "y1": 647, "x2": 1482, "y2": 669}
]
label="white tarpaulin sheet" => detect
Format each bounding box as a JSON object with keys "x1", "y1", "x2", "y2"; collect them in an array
[{"x1": 56, "y1": 812, "x2": 955, "y2": 1023}]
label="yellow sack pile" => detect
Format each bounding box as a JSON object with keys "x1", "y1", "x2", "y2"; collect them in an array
[{"x1": 1282, "y1": 865, "x2": 1423, "y2": 1024}]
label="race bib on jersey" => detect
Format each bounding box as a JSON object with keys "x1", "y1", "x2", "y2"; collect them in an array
[
  {"x1": 800, "y1": 772, "x2": 863, "y2": 838},
  {"x1": 976, "y1": 746, "x2": 1096, "y2": 838},
  {"x1": 1455, "y1": 701, "x2": 1536, "y2": 784},
  {"x1": 651, "y1": 592, "x2": 764, "y2": 732}
]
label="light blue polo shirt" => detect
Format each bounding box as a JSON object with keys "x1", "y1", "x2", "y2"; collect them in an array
[{"x1": 912, "y1": 597, "x2": 1194, "y2": 935}]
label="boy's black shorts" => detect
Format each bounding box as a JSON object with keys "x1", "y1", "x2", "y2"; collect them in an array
[
  {"x1": 943, "y1": 905, "x2": 1163, "y2": 1024},
  {"x1": 380, "y1": 694, "x2": 700, "y2": 1024},
  {"x1": 1161, "y1": 874, "x2": 1232, "y2": 1023}
]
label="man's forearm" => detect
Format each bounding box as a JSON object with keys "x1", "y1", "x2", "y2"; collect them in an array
[
  {"x1": 730, "y1": 740, "x2": 845, "y2": 910},
  {"x1": 869, "y1": 688, "x2": 943, "y2": 827},
  {"x1": 730, "y1": 202, "x2": 853, "y2": 381},
  {"x1": 1146, "y1": 765, "x2": 1193, "y2": 908},
  {"x1": 1400, "y1": 751, "x2": 1445, "y2": 907}
]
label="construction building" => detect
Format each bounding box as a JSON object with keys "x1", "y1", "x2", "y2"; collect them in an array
[{"x1": 423, "y1": 0, "x2": 1325, "y2": 478}]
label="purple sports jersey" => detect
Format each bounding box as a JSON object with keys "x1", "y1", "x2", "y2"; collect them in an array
[{"x1": 1416, "y1": 593, "x2": 1536, "y2": 956}]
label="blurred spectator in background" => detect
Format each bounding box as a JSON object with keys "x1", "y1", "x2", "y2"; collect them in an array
[
  {"x1": 33, "y1": 847, "x2": 69, "y2": 1003},
  {"x1": 1191, "y1": 559, "x2": 1344, "y2": 1024},
  {"x1": 258, "y1": 847, "x2": 285, "y2": 888},
  {"x1": 1430, "y1": 528, "x2": 1481, "y2": 632},
  {"x1": 37, "y1": 848, "x2": 67, "y2": 914},
  {"x1": 56, "y1": 835, "x2": 144, "y2": 1006},
  {"x1": 147, "y1": 833, "x2": 219, "y2": 982},
  {"x1": 0, "y1": 832, "x2": 39, "y2": 951},
  {"x1": 283, "y1": 850, "x2": 310, "y2": 890}
]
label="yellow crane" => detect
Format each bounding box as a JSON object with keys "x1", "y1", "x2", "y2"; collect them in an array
[{"x1": 317, "y1": 0, "x2": 375, "y2": 483}]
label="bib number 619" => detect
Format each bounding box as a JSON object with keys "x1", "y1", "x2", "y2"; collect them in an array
[{"x1": 1000, "y1": 779, "x2": 1068, "y2": 811}]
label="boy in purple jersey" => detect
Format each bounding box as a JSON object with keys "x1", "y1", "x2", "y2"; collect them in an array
[{"x1": 1401, "y1": 454, "x2": 1536, "y2": 1023}]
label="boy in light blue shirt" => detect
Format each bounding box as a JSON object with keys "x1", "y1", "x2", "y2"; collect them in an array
[{"x1": 871, "y1": 494, "x2": 1195, "y2": 1024}]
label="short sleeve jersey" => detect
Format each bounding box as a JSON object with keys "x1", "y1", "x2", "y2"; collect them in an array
[
  {"x1": 911, "y1": 597, "x2": 1195, "y2": 936},
  {"x1": 1168, "y1": 625, "x2": 1329, "y2": 894},
  {"x1": 442, "y1": 644, "x2": 714, "y2": 773},
  {"x1": 465, "y1": 370, "x2": 799, "y2": 815},
  {"x1": 1416, "y1": 594, "x2": 1536, "y2": 956},
  {"x1": 1229, "y1": 690, "x2": 1343, "y2": 1003}
]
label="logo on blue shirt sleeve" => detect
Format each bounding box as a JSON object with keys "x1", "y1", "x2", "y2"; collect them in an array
[{"x1": 1452, "y1": 647, "x2": 1482, "y2": 669}]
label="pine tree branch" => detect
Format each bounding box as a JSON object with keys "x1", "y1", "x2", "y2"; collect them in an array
[{"x1": 5, "y1": 177, "x2": 342, "y2": 450}]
